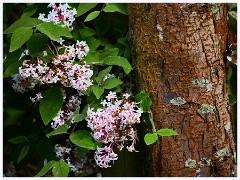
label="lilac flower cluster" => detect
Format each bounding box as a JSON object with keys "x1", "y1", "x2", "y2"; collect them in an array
[
  {"x1": 12, "y1": 42, "x2": 92, "y2": 93},
  {"x1": 51, "y1": 94, "x2": 81, "y2": 129},
  {"x1": 86, "y1": 92, "x2": 143, "y2": 168},
  {"x1": 54, "y1": 144, "x2": 80, "y2": 173},
  {"x1": 54, "y1": 144, "x2": 98, "y2": 176},
  {"x1": 59, "y1": 40, "x2": 90, "y2": 62},
  {"x1": 38, "y1": 3, "x2": 77, "y2": 30}
]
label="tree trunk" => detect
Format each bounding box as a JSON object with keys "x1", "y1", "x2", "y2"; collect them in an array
[{"x1": 129, "y1": 3, "x2": 236, "y2": 177}]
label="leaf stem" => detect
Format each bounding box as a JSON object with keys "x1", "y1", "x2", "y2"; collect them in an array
[
  {"x1": 149, "y1": 111, "x2": 156, "y2": 133},
  {"x1": 148, "y1": 110, "x2": 160, "y2": 149}
]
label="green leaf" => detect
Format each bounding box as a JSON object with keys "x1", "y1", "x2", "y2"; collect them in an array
[
  {"x1": 157, "y1": 128, "x2": 179, "y2": 136},
  {"x1": 84, "y1": 51, "x2": 102, "y2": 64},
  {"x1": 76, "y1": 3, "x2": 98, "y2": 17},
  {"x1": 10, "y1": 27, "x2": 33, "y2": 52},
  {"x1": 84, "y1": 11, "x2": 100, "y2": 22},
  {"x1": 95, "y1": 66, "x2": 112, "y2": 83},
  {"x1": 113, "y1": 20, "x2": 128, "y2": 35},
  {"x1": 79, "y1": 27, "x2": 96, "y2": 39},
  {"x1": 36, "y1": 22, "x2": 60, "y2": 41},
  {"x1": 103, "y1": 3, "x2": 128, "y2": 15},
  {"x1": 21, "y1": 5, "x2": 37, "y2": 18},
  {"x1": 56, "y1": 25, "x2": 72, "y2": 39},
  {"x1": 72, "y1": 29, "x2": 81, "y2": 41},
  {"x1": 39, "y1": 87, "x2": 64, "y2": 125},
  {"x1": 3, "y1": 60, "x2": 23, "y2": 78},
  {"x1": 94, "y1": 15, "x2": 111, "y2": 36},
  {"x1": 76, "y1": 105, "x2": 89, "y2": 122},
  {"x1": 228, "y1": 11, "x2": 237, "y2": 20},
  {"x1": 124, "y1": 45, "x2": 131, "y2": 60},
  {"x1": 228, "y1": 64, "x2": 233, "y2": 80},
  {"x1": 135, "y1": 91, "x2": 152, "y2": 112},
  {"x1": 3, "y1": 49, "x2": 22, "y2": 70},
  {"x1": 70, "y1": 105, "x2": 89, "y2": 123},
  {"x1": 228, "y1": 3, "x2": 237, "y2": 10},
  {"x1": 99, "y1": 48, "x2": 119, "y2": 60},
  {"x1": 68, "y1": 107, "x2": 80, "y2": 122},
  {"x1": 52, "y1": 161, "x2": 69, "y2": 177},
  {"x1": 103, "y1": 78, "x2": 122, "y2": 89},
  {"x1": 35, "y1": 160, "x2": 56, "y2": 177},
  {"x1": 93, "y1": 85, "x2": 104, "y2": 99},
  {"x1": 8, "y1": 136, "x2": 29, "y2": 144},
  {"x1": 228, "y1": 94, "x2": 237, "y2": 105},
  {"x1": 70, "y1": 130, "x2": 96, "y2": 150},
  {"x1": 85, "y1": 36, "x2": 100, "y2": 51},
  {"x1": 4, "y1": 17, "x2": 41, "y2": 34},
  {"x1": 76, "y1": 147, "x2": 90, "y2": 157},
  {"x1": 135, "y1": 91, "x2": 149, "y2": 103},
  {"x1": 36, "y1": 23, "x2": 72, "y2": 41},
  {"x1": 94, "y1": 142, "x2": 102, "y2": 149},
  {"x1": 111, "y1": 85, "x2": 122, "y2": 92},
  {"x1": 232, "y1": 50, "x2": 237, "y2": 55},
  {"x1": 117, "y1": 37, "x2": 128, "y2": 46},
  {"x1": 144, "y1": 133, "x2": 158, "y2": 145},
  {"x1": 36, "y1": 138, "x2": 53, "y2": 158},
  {"x1": 26, "y1": 33, "x2": 48, "y2": 56},
  {"x1": 17, "y1": 145, "x2": 29, "y2": 163},
  {"x1": 46, "y1": 124, "x2": 68, "y2": 138},
  {"x1": 100, "y1": 38, "x2": 110, "y2": 46},
  {"x1": 103, "y1": 56, "x2": 133, "y2": 74}
]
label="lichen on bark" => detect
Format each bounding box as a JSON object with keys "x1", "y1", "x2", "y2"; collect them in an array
[{"x1": 129, "y1": 3, "x2": 236, "y2": 177}]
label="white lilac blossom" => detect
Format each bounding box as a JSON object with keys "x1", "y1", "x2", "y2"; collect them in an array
[
  {"x1": 38, "y1": 3, "x2": 77, "y2": 30},
  {"x1": 12, "y1": 42, "x2": 92, "y2": 93},
  {"x1": 19, "y1": 50, "x2": 29, "y2": 60},
  {"x1": 51, "y1": 110, "x2": 71, "y2": 129},
  {"x1": 51, "y1": 94, "x2": 81, "y2": 129},
  {"x1": 98, "y1": 73, "x2": 116, "y2": 86},
  {"x1": 42, "y1": 51, "x2": 48, "y2": 57},
  {"x1": 54, "y1": 144, "x2": 70, "y2": 159},
  {"x1": 30, "y1": 92, "x2": 43, "y2": 102},
  {"x1": 86, "y1": 92, "x2": 143, "y2": 168},
  {"x1": 102, "y1": 74, "x2": 115, "y2": 82},
  {"x1": 67, "y1": 94, "x2": 81, "y2": 109}
]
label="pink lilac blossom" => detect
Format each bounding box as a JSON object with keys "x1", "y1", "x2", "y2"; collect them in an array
[
  {"x1": 94, "y1": 145, "x2": 118, "y2": 168},
  {"x1": 38, "y1": 3, "x2": 77, "y2": 30},
  {"x1": 60, "y1": 40, "x2": 89, "y2": 62},
  {"x1": 57, "y1": 41, "x2": 89, "y2": 62},
  {"x1": 86, "y1": 92, "x2": 143, "y2": 168},
  {"x1": 12, "y1": 42, "x2": 92, "y2": 93}
]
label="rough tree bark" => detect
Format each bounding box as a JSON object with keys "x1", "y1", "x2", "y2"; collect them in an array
[{"x1": 129, "y1": 3, "x2": 236, "y2": 177}]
